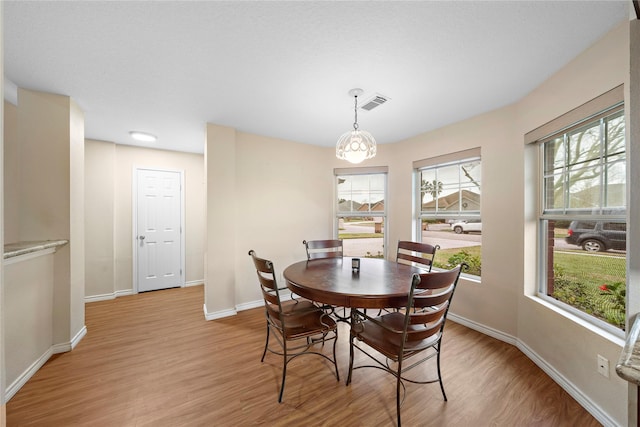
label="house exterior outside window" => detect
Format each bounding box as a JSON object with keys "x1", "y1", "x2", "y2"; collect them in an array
[
  {"x1": 414, "y1": 148, "x2": 482, "y2": 278},
  {"x1": 335, "y1": 167, "x2": 388, "y2": 258}
]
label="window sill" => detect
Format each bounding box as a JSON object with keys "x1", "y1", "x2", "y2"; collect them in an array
[
  {"x1": 528, "y1": 294, "x2": 625, "y2": 346},
  {"x1": 460, "y1": 273, "x2": 481, "y2": 284}
]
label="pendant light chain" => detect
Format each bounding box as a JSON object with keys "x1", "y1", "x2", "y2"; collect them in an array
[{"x1": 353, "y1": 95, "x2": 359, "y2": 131}]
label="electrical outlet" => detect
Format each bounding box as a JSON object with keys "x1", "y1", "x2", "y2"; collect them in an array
[{"x1": 597, "y1": 354, "x2": 609, "y2": 378}]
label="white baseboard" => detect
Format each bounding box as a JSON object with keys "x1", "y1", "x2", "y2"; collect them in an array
[
  {"x1": 447, "y1": 312, "x2": 518, "y2": 346},
  {"x1": 70, "y1": 326, "x2": 87, "y2": 350},
  {"x1": 6, "y1": 347, "x2": 53, "y2": 401},
  {"x1": 205, "y1": 295, "x2": 288, "y2": 320},
  {"x1": 236, "y1": 299, "x2": 263, "y2": 312},
  {"x1": 51, "y1": 341, "x2": 71, "y2": 354},
  {"x1": 84, "y1": 292, "x2": 116, "y2": 303},
  {"x1": 85, "y1": 289, "x2": 134, "y2": 303},
  {"x1": 447, "y1": 311, "x2": 618, "y2": 427},
  {"x1": 116, "y1": 289, "x2": 134, "y2": 297},
  {"x1": 516, "y1": 340, "x2": 618, "y2": 427},
  {"x1": 6, "y1": 325, "x2": 86, "y2": 402},
  {"x1": 203, "y1": 303, "x2": 237, "y2": 320},
  {"x1": 85, "y1": 285, "x2": 203, "y2": 303}
]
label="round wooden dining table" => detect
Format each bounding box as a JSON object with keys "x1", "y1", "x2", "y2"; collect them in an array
[{"x1": 283, "y1": 257, "x2": 424, "y2": 309}]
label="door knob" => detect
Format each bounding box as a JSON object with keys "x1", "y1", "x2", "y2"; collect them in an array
[{"x1": 139, "y1": 235, "x2": 145, "y2": 240}]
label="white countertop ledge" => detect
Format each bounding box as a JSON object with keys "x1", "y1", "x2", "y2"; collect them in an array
[{"x1": 3, "y1": 240, "x2": 69, "y2": 260}]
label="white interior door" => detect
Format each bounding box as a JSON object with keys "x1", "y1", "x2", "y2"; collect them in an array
[{"x1": 136, "y1": 169, "x2": 183, "y2": 292}]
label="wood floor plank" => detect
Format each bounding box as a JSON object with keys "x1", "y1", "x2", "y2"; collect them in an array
[{"x1": 7, "y1": 285, "x2": 600, "y2": 426}]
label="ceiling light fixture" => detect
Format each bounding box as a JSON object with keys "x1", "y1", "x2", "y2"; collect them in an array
[
  {"x1": 129, "y1": 131, "x2": 157, "y2": 142},
  {"x1": 336, "y1": 88, "x2": 377, "y2": 164}
]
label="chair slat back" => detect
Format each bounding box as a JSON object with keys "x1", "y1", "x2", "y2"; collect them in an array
[
  {"x1": 249, "y1": 250, "x2": 284, "y2": 323},
  {"x1": 261, "y1": 287, "x2": 280, "y2": 307},
  {"x1": 396, "y1": 241, "x2": 440, "y2": 272},
  {"x1": 303, "y1": 239, "x2": 343, "y2": 260},
  {"x1": 408, "y1": 303, "x2": 448, "y2": 325},
  {"x1": 402, "y1": 264, "x2": 465, "y2": 347}
]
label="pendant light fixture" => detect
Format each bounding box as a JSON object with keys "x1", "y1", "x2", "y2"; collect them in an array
[{"x1": 336, "y1": 88, "x2": 377, "y2": 164}]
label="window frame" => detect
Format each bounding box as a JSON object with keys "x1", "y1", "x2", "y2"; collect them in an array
[
  {"x1": 540, "y1": 106, "x2": 625, "y2": 218},
  {"x1": 416, "y1": 158, "x2": 482, "y2": 220},
  {"x1": 334, "y1": 167, "x2": 388, "y2": 259},
  {"x1": 529, "y1": 87, "x2": 626, "y2": 335},
  {"x1": 413, "y1": 149, "x2": 482, "y2": 279}
]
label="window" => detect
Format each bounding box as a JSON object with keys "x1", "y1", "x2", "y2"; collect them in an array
[
  {"x1": 536, "y1": 96, "x2": 626, "y2": 332},
  {"x1": 414, "y1": 149, "x2": 482, "y2": 277},
  {"x1": 335, "y1": 168, "x2": 387, "y2": 258}
]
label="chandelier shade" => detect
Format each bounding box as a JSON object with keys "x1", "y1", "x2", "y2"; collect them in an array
[
  {"x1": 336, "y1": 129, "x2": 377, "y2": 164},
  {"x1": 336, "y1": 88, "x2": 377, "y2": 164}
]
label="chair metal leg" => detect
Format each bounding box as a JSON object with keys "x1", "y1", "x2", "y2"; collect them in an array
[
  {"x1": 346, "y1": 313, "x2": 356, "y2": 386},
  {"x1": 436, "y1": 346, "x2": 447, "y2": 401},
  {"x1": 396, "y1": 359, "x2": 403, "y2": 427},
  {"x1": 278, "y1": 341, "x2": 288, "y2": 403},
  {"x1": 261, "y1": 323, "x2": 270, "y2": 362},
  {"x1": 332, "y1": 332, "x2": 340, "y2": 381}
]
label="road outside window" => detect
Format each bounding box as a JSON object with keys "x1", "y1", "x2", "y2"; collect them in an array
[
  {"x1": 416, "y1": 157, "x2": 482, "y2": 277},
  {"x1": 336, "y1": 173, "x2": 386, "y2": 258}
]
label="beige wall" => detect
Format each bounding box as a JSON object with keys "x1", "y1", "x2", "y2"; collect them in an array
[
  {"x1": 516, "y1": 22, "x2": 629, "y2": 424},
  {"x1": 8, "y1": 132, "x2": 205, "y2": 300},
  {"x1": 3, "y1": 101, "x2": 18, "y2": 243},
  {"x1": 84, "y1": 140, "x2": 115, "y2": 298},
  {"x1": 69, "y1": 98, "x2": 85, "y2": 340},
  {"x1": 204, "y1": 124, "x2": 237, "y2": 314},
  {"x1": 85, "y1": 141, "x2": 205, "y2": 298},
  {"x1": 17, "y1": 90, "x2": 72, "y2": 241},
  {"x1": 16, "y1": 89, "x2": 85, "y2": 347},
  {"x1": 366, "y1": 106, "x2": 521, "y2": 336},
  {"x1": 4, "y1": 253, "x2": 55, "y2": 391},
  {"x1": 2, "y1": 87, "x2": 86, "y2": 403},
  {"x1": 204, "y1": 124, "x2": 334, "y2": 317},
  {"x1": 234, "y1": 131, "x2": 334, "y2": 305}
]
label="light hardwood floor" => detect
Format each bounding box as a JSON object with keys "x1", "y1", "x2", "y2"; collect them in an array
[{"x1": 7, "y1": 285, "x2": 600, "y2": 426}]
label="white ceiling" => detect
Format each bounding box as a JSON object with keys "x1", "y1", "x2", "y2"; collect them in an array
[{"x1": 3, "y1": 1, "x2": 631, "y2": 154}]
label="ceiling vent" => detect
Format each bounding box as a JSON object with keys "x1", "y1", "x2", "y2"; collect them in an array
[{"x1": 360, "y1": 94, "x2": 389, "y2": 111}]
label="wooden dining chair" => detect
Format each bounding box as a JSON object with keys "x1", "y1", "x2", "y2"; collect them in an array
[
  {"x1": 396, "y1": 240, "x2": 440, "y2": 272},
  {"x1": 303, "y1": 239, "x2": 343, "y2": 260},
  {"x1": 346, "y1": 263, "x2": 466, "y2": 427},
  {"x1": 376, "y1": 240, "x2": 442, "y2": 316},
  {"x1": 248, "y1": 250, "x2": 339, "y2": 403},
  {"x1": 302, "y1": 239, "x2": 348, "y2": 321}
]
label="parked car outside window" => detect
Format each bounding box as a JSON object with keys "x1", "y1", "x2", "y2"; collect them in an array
[
  {"x1": 450, "y1": 219, "x2": 482, "y2": 234},
  {"x1": 564, "y1": 220, "x2": 626, "y2": 252}
]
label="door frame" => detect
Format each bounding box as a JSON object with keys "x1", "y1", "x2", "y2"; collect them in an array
[{"x1": 132, "y1": 166, "x2": 186, "y2": 294}]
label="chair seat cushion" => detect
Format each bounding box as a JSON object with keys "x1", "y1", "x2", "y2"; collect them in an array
[
  {"x1": 281, "y1": 299, "x2": 316, "y2": 313},
  {"x1": 279, "y1": 307, "x2": 337, "y2": 340},
  {"x1": 353, "y1": 312, "x2": 440, "y2": 360}
]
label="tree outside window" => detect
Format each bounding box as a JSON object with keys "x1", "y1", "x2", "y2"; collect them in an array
[
  {"x1": 417, "y1": 157, "x2": 482, "y2": 277},
  {"x1": 540, "y1": 106, "x2": 626, "y2": 331}
]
